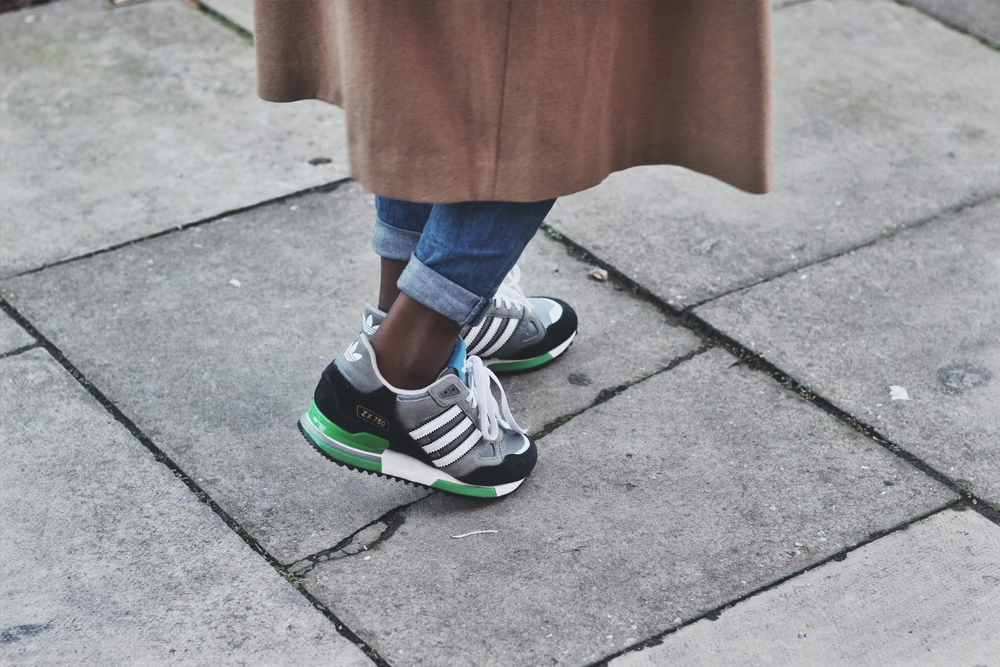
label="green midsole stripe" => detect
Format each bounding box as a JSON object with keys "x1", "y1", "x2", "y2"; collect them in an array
[
  {"x1": 488, "y1": 352, "x2": 554, "y2": 373},
  {"x1": 307, "y1": 402, "x2": 389, "y2": 454},
  {"x1": 431, "y1": 479, "x2": 498, "y2": 498}
]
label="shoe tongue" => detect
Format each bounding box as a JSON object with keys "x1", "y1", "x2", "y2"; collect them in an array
[{"x1": 438, "y1": 338, "x2": 467, "y2": 383}]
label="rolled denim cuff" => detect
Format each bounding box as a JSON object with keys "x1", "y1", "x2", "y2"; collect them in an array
[
  {"x1": 397, "y1": 254, "x2": 492, "y2": 328},
  {"x1": 371, "y1": 217, "x2": 422, "y2": 261}
]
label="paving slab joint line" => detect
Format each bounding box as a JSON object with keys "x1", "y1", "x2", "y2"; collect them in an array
[
  {"x1": 530, "y1": 344, "x2": 713, "y2": 440},
  {"x1": 286, "y1": 498, "x2": 422, "y2": 578},
  {"x1": 0, "y1": 342, "x2": 41, "y2": 360},
  {"x1": 539, "y1": 225, "x2": 1000, "y2": 526},
  {"x1": 1, "y1": 177, "x2": 354, "y2": 281},
  {"x1": 185, "y1": 0, "x2": 254, "y2": 43},
  {"x1": 540, "y1": 223, "x2": 686, "y2": 327},
  {"x1": 685, "y1": 189, "x2": 1000, "y2": 310},
  {"x1": 894, "y1": 0, "x2": 1000, "y2": 51},
  {"x1": 0, "y1": 296, "x2": 395, "y2": 667},
  {"x1": 585, "y1": 499, "x2": 963, "y2": 667}
]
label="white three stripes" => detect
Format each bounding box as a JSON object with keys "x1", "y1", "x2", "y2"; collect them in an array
[
  {"x1": 408, "y1": 405, "x2": 485, "y2": 468},
  {"x1": 479, "y1": 318, "x2": 519, "y2": 357},
  {"x1": 409, "y1": 405, "x2": 462, "y2": 440},
  {"x1": 470, "y1": 317, "x2": 504, "y2": 355},
  {"x1": 435, "y1": 430, "x2": 483, "y2": 468},
  {"x1": 423, "y1": 417, "x2": 473, "y2": 455},
  {"x1": 464, "y1": 318, "x2": 488, "y2": 348}
]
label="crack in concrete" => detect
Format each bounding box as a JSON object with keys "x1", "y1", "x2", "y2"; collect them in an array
[
  {"x1": 287, "y1": 500, "x2": 418, "y2": 578},
  {"x1": 0, "y1": 342, "x2": 40, "y2": 360}
]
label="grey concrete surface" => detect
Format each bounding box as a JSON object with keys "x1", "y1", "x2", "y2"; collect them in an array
[
  {"x1": 905, "y1": 0, "x2": 1000, "y2": 45},
  {"x1": 547, "y1": 0, "x2": 1000, "y2": 308},
  {"x1": 302, "y1": 350, "x2": 954, "y2": 667},
  {"x1": 0, "y1": 0, "x2": 347, "y2": 276},
  {"x1": 0, "y1": 311, "x2": 33, "y2": 354},
  {"x1": 696, "y1": 199, "x2": 1000, "y2": 505},
  {"x1": 0, "y1": 181, "x2": 699, "y2": 564},
  {"x1": 0, "y1": 349, "x2": 370, "y2": 667},
  {"x1": 201, "y1": 0, "x2": 254, "y2": 33},
  {"x1": 612, "y1": 508, "x2": 1000, "y2": 667}
]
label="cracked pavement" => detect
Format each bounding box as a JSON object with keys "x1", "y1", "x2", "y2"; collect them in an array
[{"x1": 2, "y1": 0, "x2": 999, "y2": 665}]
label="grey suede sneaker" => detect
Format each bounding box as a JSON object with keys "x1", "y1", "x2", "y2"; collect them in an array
[
  {"x1": 362, "y1": 266, "x2": 578, "y2": 372},
  {"x1": 299, "y1": 334, "x2": 536, "y2": 498}
]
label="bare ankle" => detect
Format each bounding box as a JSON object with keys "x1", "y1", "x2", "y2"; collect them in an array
[
  {"x1": 369, "y1": 294, "x2": 460, "y2": 390},
  {"x1": 377, "y1": 258, "x2": 407, "y2": 313}
]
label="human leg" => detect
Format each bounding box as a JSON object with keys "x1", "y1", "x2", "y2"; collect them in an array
[
  {"x1": 300, "y1": 198, "x2": 556, "y2": 497},
  {"x1": 371, "y1": 199, "x2": 555, "y2": 388},
  {"x1": 364, "y1": 197, "x2": 577, "y2": 374},
  {"x1": 371, "y1": 196, "x2": 433, "y2": 311}
]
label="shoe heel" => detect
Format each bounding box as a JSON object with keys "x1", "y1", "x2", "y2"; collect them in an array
[{"x1": 300, "y1": 402, "x2": 388, "y2": 472}]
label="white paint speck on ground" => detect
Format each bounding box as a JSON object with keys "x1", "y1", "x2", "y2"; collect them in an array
[{"x1": 889, "y1": 385, "x2": 911, "y2": 400}]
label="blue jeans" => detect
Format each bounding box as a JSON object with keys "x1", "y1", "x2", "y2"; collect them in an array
[{"x1": 372, "y1": 196, "x2": 556, "y2": 327}]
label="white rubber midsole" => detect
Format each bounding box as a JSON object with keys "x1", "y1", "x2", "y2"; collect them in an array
[{"x1": 382, "y1": 450, "x2": 524, "y2": 496}]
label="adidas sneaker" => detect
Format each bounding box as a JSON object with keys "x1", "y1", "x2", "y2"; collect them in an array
[
  {"x1": 362, "y1": 265, "x2": 577, "y2": 373},
  {"x1": 299, "y1": 334, "x2": 537, "y2": 498}
]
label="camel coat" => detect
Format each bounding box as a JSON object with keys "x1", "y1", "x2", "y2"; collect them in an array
[{"x1": 254, "y1": 0, "x2": 772, "y2": 203}]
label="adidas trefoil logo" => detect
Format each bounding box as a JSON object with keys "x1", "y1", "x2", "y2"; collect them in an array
[
  {"x1": 343, "y1": 341, "x2": 363, "y2": 363},
  {"x1": 362, "y1": 314, "x2": 380, "y2": 336}
]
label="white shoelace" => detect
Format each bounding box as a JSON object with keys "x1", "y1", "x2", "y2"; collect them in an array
[
  {"x1": 493, "y1": 265, "x2": 530, "y2": 312},
  {"x1": 462, "y1": 355, "x2": 525, "y2": 440}
]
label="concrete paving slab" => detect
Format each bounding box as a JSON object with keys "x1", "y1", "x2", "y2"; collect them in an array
[
  {"x1": 905, "y1": 0, "x2": 1000, "y2": 46},
  {"x1": 302, "y1": 349, "x2": 954, "y2": 667},
  {"x1": 0, "y1": 0, "x2": 347, "y2": 276},
  {"x1": 547, "y1": 0, "x2": 1000, "y2": 308},
  {"x1": 0, "y1": 181, "x2": 699, "y2": 564},
  {"x1": 0, "y1": 348, "x2": 370, "y2": 667},
  {"x1": 612, "y1": 508, "x2": 1000, "y2": 667},
  {"x1": 0, "y1": 310, "x2": 33, "y2": 354},
  {"x1": 696, "y1": 200, "x2": 1000, "y2": 505},
  {"x1": 201, "y1": 0, "x2": 254, "y2": 34}
]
